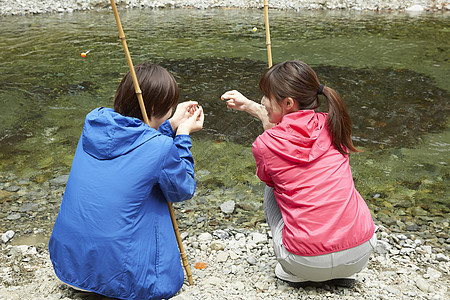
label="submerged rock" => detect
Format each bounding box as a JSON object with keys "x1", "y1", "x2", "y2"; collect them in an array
[
  {"x1": 1, "y1": 230, "x2": 14, "y2": 243},
  {"x1": 220, "y1": 200, "x2": 236, "y2": 214}
]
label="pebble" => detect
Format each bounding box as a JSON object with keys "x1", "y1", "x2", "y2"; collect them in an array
[
  {"x1": 216, "y1": 251, "x2": 229, "y2": 262},
  {"x1": 220, "y1": 200, "x2": 235, "y2": 214},
  {"x1": 436, "y1": 253, "x2": 449, "y2": 262},
  {"x1": 198, "y1": 232, "x2": 212, "y2": 242},
  {"x1": 5, "y1": 186, "x2": 20, "y2": 192},
  {"x1": 213, "y1": 229, "x2": 230, "y2": 239},
  {"x1": 427, "y1": 267, "x2": 441, "y2": 280},
  {"x1": 1, "y1": 230, "x2": 14, "y2": 243},
  {"x1": 19, "y1": 203, "x2": 39, "y2": 212},
  {"x1": 416, "y1": 277, "x2": 430, "y2": 292},
  {"x1": 6, "y1": 213, "x2": 21, "y2": 220},
  {"x1": 210, "y1": 241, "x2": 225, "y2": 251},
  {"x1": 48, "y1": 175, "x2": 69, "y2": 186},
  {"x1": 251, "y1": 232, "x2": 268, "y2": 244}
]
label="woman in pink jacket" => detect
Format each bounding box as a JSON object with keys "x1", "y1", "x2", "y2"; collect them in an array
[{"x1": 221, "y1": 60, "x2": 377, "y2": 288}]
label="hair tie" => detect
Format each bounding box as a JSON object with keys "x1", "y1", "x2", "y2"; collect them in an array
[{"x1": 318, "y1": 84, "x2": 324, "y2": 95}]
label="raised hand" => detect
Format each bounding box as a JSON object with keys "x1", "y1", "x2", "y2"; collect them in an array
[
  {"x1": 221, "y1": 90, "x2": 275, "y2": 130},
  {"x1": 169, "y1": 101, "x2": 198, "y2": 131},
  {"x1": 220, "y1": 90, "x2": 252, "y2": 112},
  {"x1": 176, "y1": 106, "x2": 204, "y2": 135}
]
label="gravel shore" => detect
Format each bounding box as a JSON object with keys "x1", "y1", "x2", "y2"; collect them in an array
[
  {"x1": 1, "y1": 223, "x2": 449, "y2": 299},
  {"x1": 1, "y1": 174, "x2": 449, "y2": 299},
  {"x1": 0, "y1": 0, "x2": 449, "y2": 16}
]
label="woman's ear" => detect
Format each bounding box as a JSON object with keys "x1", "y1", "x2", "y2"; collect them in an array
[{"x1": 283, "y1": 97, "x2": 299, "y2": 112}]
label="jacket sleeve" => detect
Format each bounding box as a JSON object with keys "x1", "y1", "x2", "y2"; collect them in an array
[
  {"x1": 252, "y1": 139, "x2": 274, "y2": 188},
  {"x1": 158, "y1": 120, "x2": 175, "y2": 138},
  {"x1": 158, "y1": 135, "x2": 196, "y2": 202}
]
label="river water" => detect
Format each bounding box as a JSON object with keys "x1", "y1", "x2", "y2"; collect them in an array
[{"x1": 0, "y1": 8, "x2": 449, "y2": 241}]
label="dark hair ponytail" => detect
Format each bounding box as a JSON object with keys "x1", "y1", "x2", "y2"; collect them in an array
[
  {"x1": 259, "y1": 60, "x2": 359, "y2": 155},
  {"x1": 321, "y1": 86, "x2": 359, "y2": 155}
]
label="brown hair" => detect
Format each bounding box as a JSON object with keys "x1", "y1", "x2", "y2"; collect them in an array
[
  {"x1": 114, "y1": 62, "x2": 179, "y2": 120},
  {"x1": 259, "y1": 60, "x2": 359, "y2": 155}
]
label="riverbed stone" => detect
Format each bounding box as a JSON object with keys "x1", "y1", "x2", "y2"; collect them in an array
[
  {"x1": 6, "y1": 213, "x2": 21, "y2": 220},
  {"x1": 385, "y1": 285, "x2": 401, "y2": 295},
  {"x1": 436, "y1": 253, "x2": 449, "y2": 262},
  {"x1": 426, "y1": 267, "x2": 441, "y2": 280},
  {"x1": 220, "y1": 200, "x2": 235, "y2": 214},
  {"x1": 212, "y1": 229, "x2": 229, "y2": 239},
  {"x1": 5, "y1": 185, "x2": 20, "y2": 192},
  {"x1": 49, "y1": 175, "x2": 69, "y2": 187},
  {"x1": 1, "y1": 230, "x2": 14, "y2": 243},
  {"x1": 18, "y1": 203, "x2": 39, "y2": 212},
  {"x1": 247, "y1": 255, "x2": 257, "y2": 265},
  {"x1": 198, "y1": 232, "x2": 212, "y2": 242},
  {"x1": 229, "y1": 250, "x2": 239, "y2": 260},
  {"x1": 251, "y1": 232, "x2": 268, "y2": 244},
  {"x1": 416, "y1": 277, "x2": 430, "y2": 292},
  {"x1": 216, "y1": 251, "x2": 229, "y2": 262},
  {"x1": 210, "y1": 241, "x2": 225, "y2": 251},
  {"x1": 0, "y1": 190, "x2": 13, "y2": 202}
]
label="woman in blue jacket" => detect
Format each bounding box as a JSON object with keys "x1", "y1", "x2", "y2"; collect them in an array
[{"x1": 49, "y1": 62, "x2": 204, "y2": 300}]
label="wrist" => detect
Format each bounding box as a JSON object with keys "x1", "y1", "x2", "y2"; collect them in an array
[
  {"x1": 176, "y1": 125, "x2": 190, "y2": 135},
  {"x1": 169, "y1": 118, "x2": 179, "y2": 131},
  {"x1": 249, "y1": 102, "x2": 263, "y2": 118}
]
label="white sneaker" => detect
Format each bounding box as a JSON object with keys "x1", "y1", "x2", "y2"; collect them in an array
[{"x1": 275, "y1": 263, "x2": 308, "y2": 283}]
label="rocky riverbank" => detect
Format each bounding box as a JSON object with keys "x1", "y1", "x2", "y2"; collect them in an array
[
  {"x1": 0, "y1": 0, "x2": 449, "y2": 16},
  {"x1": 1, "y1": 223, "x2": 449, "y2": 299},
  {"x1": 1, "y1": 173, "x2": 449, "y2": 299}
]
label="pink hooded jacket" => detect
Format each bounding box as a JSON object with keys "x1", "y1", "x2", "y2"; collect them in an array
[{"x1": 252, "y1": 110, "x2": 375, "y2": 256}]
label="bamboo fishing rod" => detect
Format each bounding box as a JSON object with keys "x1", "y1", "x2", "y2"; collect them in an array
[
  {"x1": 109, "y1": 0, "x2": 193, "y2": 286},
  {"x1": 263, "y1": 0, "x2": 273, "y2": 68}
]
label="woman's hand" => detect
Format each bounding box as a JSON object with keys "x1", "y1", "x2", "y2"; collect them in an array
[
  {"x1": 221, "y1": 90, "x2": 252, "y2": 112},
  {"x1": 221, "y1": 90, "x2": 274, "y2": 130},
  {"x1": 169, "y1": 101, "x2": 198, "y2": 131},
  {"x1": 176, "y1": 106, "x2": 204, "y2": 135}
]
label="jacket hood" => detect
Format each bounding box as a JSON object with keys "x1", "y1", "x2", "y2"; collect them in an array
[
  {"x1": 257, "y1": 110, "x2": 332, "y2": 163},
  {"x1": 82, "y1": 107, "x2": 157, "y2": 160}
]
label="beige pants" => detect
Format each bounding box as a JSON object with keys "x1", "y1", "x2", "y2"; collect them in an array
[{"x1": 264, "y1": 186, "x2": 377, "y2": 282}]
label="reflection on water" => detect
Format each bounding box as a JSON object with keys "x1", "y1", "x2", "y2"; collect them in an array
[{"x1": 0, "y1": 8, "x2": 449, "y2": 230}]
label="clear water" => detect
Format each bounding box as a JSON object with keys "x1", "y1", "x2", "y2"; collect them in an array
[{"x1": 0, "y1": 8, "x2": 449, "y2": 225}]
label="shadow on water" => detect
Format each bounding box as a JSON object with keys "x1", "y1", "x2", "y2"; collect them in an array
[
  {"x1": 158, "y1": 57, "x2": 449, "y2": 149},
  {"x1": 2, "y1": 57, "x2": 448, "y2": 178}
]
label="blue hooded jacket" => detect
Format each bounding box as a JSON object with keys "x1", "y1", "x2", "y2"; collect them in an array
[{"x1": 49, "y1": 107, "x2": 195, "y2": 299}]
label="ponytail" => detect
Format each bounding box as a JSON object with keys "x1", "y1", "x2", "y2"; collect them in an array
[
  {"x1": 259, "y1": 60, "x2": 359, "y2": 155},
  {"x1": 321, "y1": 86, "x2": 359, "y2": 155}
]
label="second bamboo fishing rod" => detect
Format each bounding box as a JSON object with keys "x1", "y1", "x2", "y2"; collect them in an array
[{"x1": 264, "y1": 0, "x2": 273, "y2": 68}]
